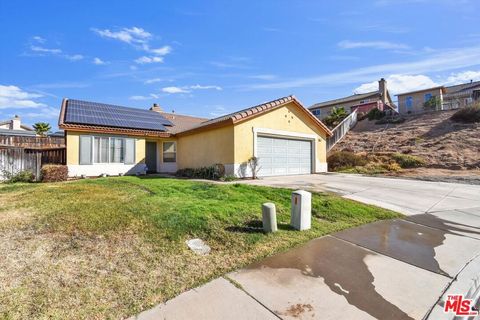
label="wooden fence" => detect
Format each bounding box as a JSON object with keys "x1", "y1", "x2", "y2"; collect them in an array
[
  {"x1": 0, "y1": 135, "x2": 65, "y2": 149},
  {"x1": 0, "y1": 147, "x2": 66, "y2": 181}
]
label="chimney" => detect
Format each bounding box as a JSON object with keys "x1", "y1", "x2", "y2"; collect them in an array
[
  {"x1": 11, "y1": 115, "x2": 21, "y2": 130},
  {"x1": 379, "y1": 78, "x2": 387, "y2": 105},
  {"x1": 150, "y1": 103, "x2": 163, "y2": 112}
]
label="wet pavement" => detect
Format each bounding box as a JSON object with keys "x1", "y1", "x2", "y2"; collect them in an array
[
  {"x1": 333, "y1": 219, "x2": 480, "y2": 277},
  {"x1": 132, "y1": 174, "x2": 480, "y2": 320},
  {"x1": 229, "y1": 236, "x2": 449, "y2": 320}
]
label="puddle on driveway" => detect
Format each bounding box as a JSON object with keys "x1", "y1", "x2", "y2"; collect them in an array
[
  {"x1": 406, "y1": 213, "x2": 480, "y2": 240},
  {"x1": 248, "y1": 236, "x2": 414, "y2": 320},
  {"x1": 334, "y1": 219, "x2": 480, "y2": 277}
]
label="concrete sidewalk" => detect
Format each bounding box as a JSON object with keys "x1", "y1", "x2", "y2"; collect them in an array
[{"x1": 132, "y1": 174, "x2": 480, "y2": 320}]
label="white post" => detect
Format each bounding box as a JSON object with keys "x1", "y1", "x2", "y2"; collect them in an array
[
  {"x1": 291, "y1": 190, "x2": 312, "y2": 231},
  {"x1": 262, "y1": 203, "x2": 277, "y2": 233}
]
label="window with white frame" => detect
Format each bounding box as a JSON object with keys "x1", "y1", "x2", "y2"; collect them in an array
[
  {"x1": 162, "y1": 142, "x2": 176, "y2": 163},
  {"x1": 80, "y1": 135, "x2": 134, "y2": 165}
]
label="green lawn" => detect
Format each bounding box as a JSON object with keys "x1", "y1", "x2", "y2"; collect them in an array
[{"x1": 0, "y1": 176, "x2": 400, "y2": 319}]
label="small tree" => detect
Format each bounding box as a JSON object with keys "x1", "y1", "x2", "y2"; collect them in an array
[
  {"x1": 323, "y1": 106, "x2": 348, "y2": 128},
  {"x1": 247, "y1": 156, "x2": 260, "y2": 179},
  {"x1": 423, "y1": 96, "x2": 441, "y2": 111},
  {"x1": 32, "y1": 122, "x2": 51, "y2": 136}
]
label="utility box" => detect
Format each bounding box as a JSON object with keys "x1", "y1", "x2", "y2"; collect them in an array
[{"x1": 291, "y1": 190, "x2": 312, "y2": 231}]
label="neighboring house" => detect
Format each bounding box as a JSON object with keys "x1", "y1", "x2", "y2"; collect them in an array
[
  {"x1": 396, "y1": 80, "x2": 480, "y2": 114},
  {"x1": 443, "y1": 80, "x2": 480, "y2": 109},
  {"x1": 58, "y1": 96, "x2": 332, "y2": 178},
  {"x1": 309, "y1": 78, "x2": 395, "y2": 120},
  {"x1": 0, "y1": 115, "x2": 36, "y2": 136},
  {"x1": 397, "y1": 86, "x2": 445, "y2": 114}
]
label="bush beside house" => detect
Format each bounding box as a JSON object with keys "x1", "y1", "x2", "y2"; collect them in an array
[
  {"x1": 41, "y1": 165, "x2": 68, "y2": 182},
  {"x1": 451, "y1": 104, "x2": 480, "y2": 123},
  {"x1": 328, "y1": 151, "x2": 426, "y2": 174},
  {"x1": 2, "y1": 170, "x2": 35, "y2": 183}
]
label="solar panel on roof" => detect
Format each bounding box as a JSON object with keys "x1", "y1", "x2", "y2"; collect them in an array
[{"x1": 64, "y1": 99, "x2": 173, "y2": 132}]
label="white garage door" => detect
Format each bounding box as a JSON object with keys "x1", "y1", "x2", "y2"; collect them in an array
[{"x1": 257, "y1": 136, "x2": 312, "y2": 177}]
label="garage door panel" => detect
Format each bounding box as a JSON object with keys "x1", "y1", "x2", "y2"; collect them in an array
[{"x1": 257, "y1": 136, "x2": 312, "y2": 177}]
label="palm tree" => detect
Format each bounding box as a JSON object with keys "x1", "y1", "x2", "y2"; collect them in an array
[
  {"x1": 324, "y1": 107, "x2": 348, "y2": 128},
  {"x1": 32, "y1": 122, "x2": 51, "y2": 136},
  {"x1": 330, "y1": 107, "x2": 348, "y2": 120}
]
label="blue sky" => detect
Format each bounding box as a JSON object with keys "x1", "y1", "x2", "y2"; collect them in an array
[{"x1": 1, "y1": 0, "x2": 480, "y2": 130}]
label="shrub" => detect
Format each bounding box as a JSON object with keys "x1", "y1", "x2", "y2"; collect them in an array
[
  {"x1": 423, "y1": 96, "x2": 441, "y2": 110},
  {"x1": 451, "y1": 105, "x2": 480, "y2": 123},
  {"x1": 391, "y1": 153, "x2": 425, "y2": 168},
  {"x1": 2, "y1": 170, "x2": 35, "y2": 183},
  {"x1": 41, "y1": 165, "x2": 68, "y2": 182},
  {"x1": 375, "y1": 117, "x2": 405, "y2": 125},
  {"x1": 220, "y1": 175, "x2": 238, "y2": 182},
  {"x1": 327, "y1": 151, "x2": 367, "y2": 171},
  {"x1": 367, "y1": 108, "x2": 386, "y2": 121},
  {"x1": 176, "y1": 164, "x2": 225, "y2": 180},
  {"x1": 386, "y1": 162, "x2": 402, "y2": 172}
]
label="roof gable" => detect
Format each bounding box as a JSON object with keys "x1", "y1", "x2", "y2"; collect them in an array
[{"x1": 177, "y1": 96, "x2": 332, "y2": 136}]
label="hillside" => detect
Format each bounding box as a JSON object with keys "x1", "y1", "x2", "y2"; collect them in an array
[{"x1": 332, "y1": 110, "x2": 480, "y2": 172}]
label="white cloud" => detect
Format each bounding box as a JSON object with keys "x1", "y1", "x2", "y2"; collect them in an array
[
  {"x1": 32, "y1": 36, "x2": 46, "y2": 43},
  {"x1": 144, "y1": 78, "x2": 164, "y2": 84},
  {"x1": 0, "y1": 85, "x2": 46, "y2": 109},
  {"x1": 30, "y1": 45, "x2": 62, "y2": 54},
  {"x1": 92, "y1": 26, "x2": 172, "y2": 64},
  {"x1": 129, "y1": 94, "x2": 160, "y2": 100},
  {"x1": 249, "y1": 74, "x2": 277, "y2": 80},
  {"x1": 161, "y1": 84, "x2": 222, "y2": 94},
  {"x1": 65, "y1": 54, "x2": 84, "y2": 61},
  {"x1": 29, "y1": 43, "x2": 83, "y2": 62},
  {"x1": 162, "y1": 86, "x2": 190, "y2": 94},
  {"x1": 21, "y1": 106, "x2": 59, "y2": 119},
  {"x1": 354, "y1": 74, "x2": 438, "y2": 95},
  {"x1": 147, "y1": 45, "x2": 172, "y2": 56},
  {"x1": 245, "y1": 45, "x2": 480, "y2": 90},
  {"x1": 209, "y1": 105, "x2": 228, "y2": 117},
  {"x1": 354, "y1": 70, "x2": 480, "y2": 96},
  {"x1": 189, "y1": 84, "x2": 222, "y2": 91},
  {"x1": 93, "y1": 57, "x2": 106, "y2": 65},
  {"x1": 443, "y1": 70, "x2": 480, "y2": 85},
  {"x1": 135, "y1": 56, "x2": 164, "y2": 64},
  {"x1": 92, "y1": 27, "x2": 151, "y2": 44},
  {"x1": 338, "y1": 40, "x2": 410, "y2": 50}
]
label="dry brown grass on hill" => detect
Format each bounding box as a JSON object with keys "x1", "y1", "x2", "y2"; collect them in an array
[{"x1": 333, "y1": 110, "x2": 480, "y2": 170}]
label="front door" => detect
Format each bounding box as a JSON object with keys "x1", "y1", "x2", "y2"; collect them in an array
[{"x1": 145, "y1": 141, "x2": 157, "y2": 173}]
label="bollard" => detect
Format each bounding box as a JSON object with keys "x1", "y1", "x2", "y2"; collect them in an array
[
  {"x1": 262, "y1": 203, "x2": 278, "y2": 233},
  {"x1": 291, "y1": 190, "x2": 311, "y2": 231}
]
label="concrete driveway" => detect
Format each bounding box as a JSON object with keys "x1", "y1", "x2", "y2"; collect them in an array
[{"x1": 133, "y1": 174, "x2": 480, "y2": 320}]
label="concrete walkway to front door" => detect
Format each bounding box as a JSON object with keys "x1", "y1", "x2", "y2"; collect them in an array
[{"x1": 131, "y1": 174, "x2": 480, "y2": 320}]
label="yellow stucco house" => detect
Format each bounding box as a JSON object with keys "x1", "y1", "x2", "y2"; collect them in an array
[{"x1": 58, "y1": 96, "x2": 332, "y2": 178}]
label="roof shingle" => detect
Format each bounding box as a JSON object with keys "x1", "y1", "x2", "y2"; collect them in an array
[{"x1": 309, "y1": 91, "x2": 379, "y2": 110}]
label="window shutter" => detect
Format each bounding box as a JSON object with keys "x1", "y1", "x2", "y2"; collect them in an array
[
  {"x1": 124, "y1": 138, "x2": 135, "y2": 164},
  {"x1": 79, "y1": 136, "x2": 92, "y2": 165}
]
